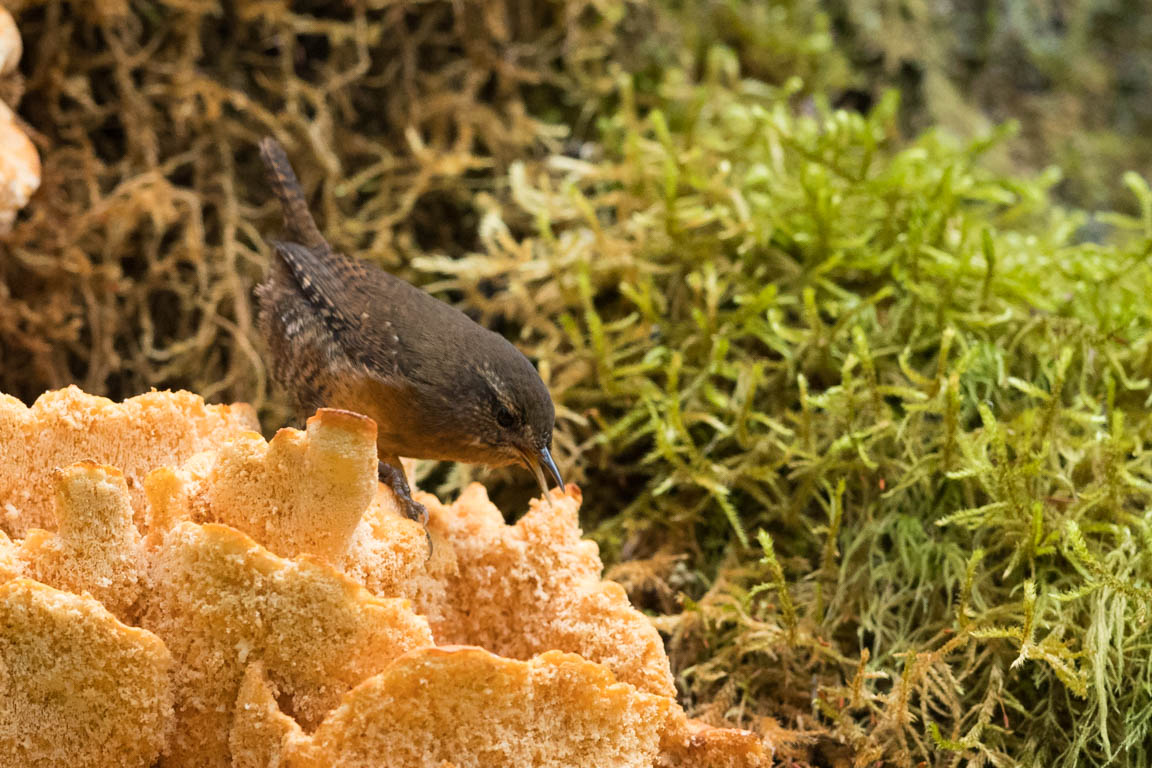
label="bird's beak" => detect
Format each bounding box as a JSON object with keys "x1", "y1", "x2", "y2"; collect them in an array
[
  {"x1": 524, "y1": 445, "x2": 564, "y2": 499},
  {"x1": 540, "y1": 445, "x2": 564, "y2": 489}
]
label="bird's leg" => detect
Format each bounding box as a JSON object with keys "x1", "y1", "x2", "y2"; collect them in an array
[{"x1": 378, "y1": 456, "x2": 431, "y2": 553}]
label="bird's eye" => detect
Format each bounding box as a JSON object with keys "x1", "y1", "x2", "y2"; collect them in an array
[{"x1": 496, "y1": 405, "x2": 516, "y2": 429}]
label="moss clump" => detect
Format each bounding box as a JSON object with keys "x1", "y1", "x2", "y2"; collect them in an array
[
  {"x1": 815, "y1": 1, "x2": 1152, "y2": 213},
  {"x1": 416, "y1": 45, "x2": 1152, "y2": 765}
]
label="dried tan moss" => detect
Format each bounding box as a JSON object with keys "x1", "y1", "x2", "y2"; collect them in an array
[{"x1": 0, "y1": 0, "x2": 625, "y2": 418}]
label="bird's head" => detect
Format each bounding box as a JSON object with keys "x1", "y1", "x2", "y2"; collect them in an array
[{"x1": 463, "y1": 346, "x2": 563, "y2": 496}]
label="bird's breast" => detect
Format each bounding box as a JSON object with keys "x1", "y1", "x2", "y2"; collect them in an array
[{"x1": 322, "y1": 370, "x2": 502, "y2": 465}]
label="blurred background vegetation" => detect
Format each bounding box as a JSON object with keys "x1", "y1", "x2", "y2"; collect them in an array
[{"x1": 4, "y1": 0, "x2": 1152, "y2": 765}]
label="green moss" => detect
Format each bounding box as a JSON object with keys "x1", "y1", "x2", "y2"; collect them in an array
[
  {"x1": 417, "y1": 42, "x2": 1152, "y2": 766},
  {"x1": 818, "y1": 0, "x2": 1152, "y2": 213}
]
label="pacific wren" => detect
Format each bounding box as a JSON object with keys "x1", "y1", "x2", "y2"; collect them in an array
[{"x1": 255, "y1": 137, "x2": 563, "y2": 530}]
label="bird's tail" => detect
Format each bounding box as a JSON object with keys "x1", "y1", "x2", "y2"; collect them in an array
[{"x1": 259, "y1": 137, "x2": 327, "y2": 250}]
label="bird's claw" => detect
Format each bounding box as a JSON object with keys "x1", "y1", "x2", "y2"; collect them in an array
[
  {"x1": 404, "y1": 498, "x2": 430, "y2": 528},
  {"x1": 403, "y1": 499, "x2": 433, "y2": 556},
  {"x1": 399, "y1": 497, "x2": 432, "y2": 560},
  {"x1": 379, "y1": 459, "x2": 433, "y2": 560}
]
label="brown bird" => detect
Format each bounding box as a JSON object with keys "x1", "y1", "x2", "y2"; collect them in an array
[{"x1": 255, "y1": 137, "x2": 563, "y2": 531}]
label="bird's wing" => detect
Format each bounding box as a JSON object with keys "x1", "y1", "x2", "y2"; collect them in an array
[
  {"x1": 270, "y1": 239, "x2": 421, "y2": 379},
  {"x1": 260, "y1": 136, "x2": 442, "y2": 381},
  {"x1": 269, "y1": 240, "x2": 369, "y2": 335}
]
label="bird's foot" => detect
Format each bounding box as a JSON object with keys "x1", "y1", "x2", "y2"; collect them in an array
[{"x1": 378, "y1": 459, "x2": 432, "y2": 557}]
